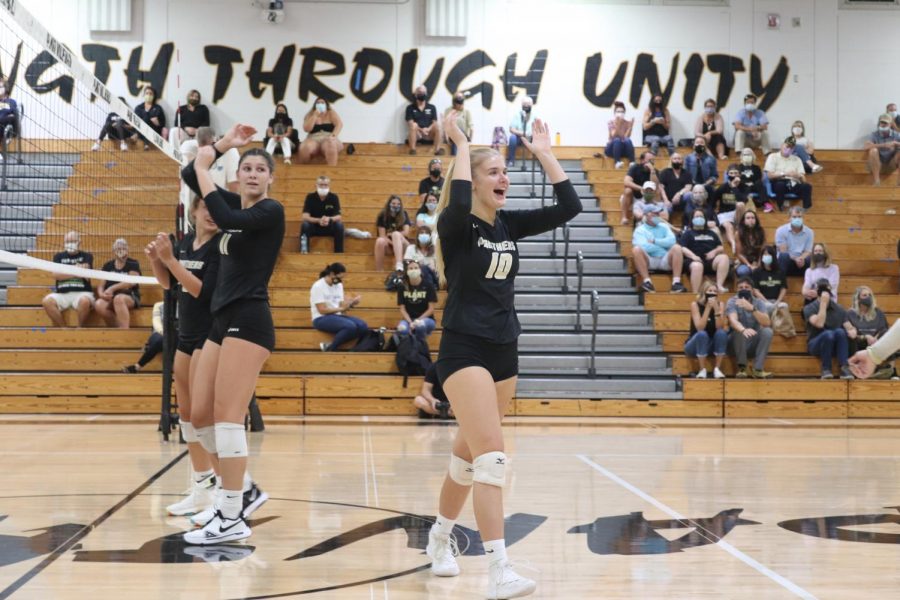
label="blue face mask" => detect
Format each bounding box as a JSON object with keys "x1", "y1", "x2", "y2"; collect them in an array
[
  {"x1": 418, "y1": 233, "x2": 431, "y2": 245},
  {"x1": 692, "y1": 216, "x2": 706, "y2": 228},
  {"x1": 647, "y1": 216, "x2": 659, "y2": 227},
  {"x1": 762, "y1": 254, "x2": 773, "y2": 266},
  {"x1": 791, "y1": 217, "x2": 803, "y2": 228}
]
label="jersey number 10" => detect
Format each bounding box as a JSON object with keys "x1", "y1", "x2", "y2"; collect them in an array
[{"x1": 485, "y1": 252, "x2": 513, "y2": 280}]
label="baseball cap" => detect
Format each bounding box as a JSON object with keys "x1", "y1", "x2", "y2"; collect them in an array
[{"x1": 642, "y1": 181, "x2": 657, "y2": 191}]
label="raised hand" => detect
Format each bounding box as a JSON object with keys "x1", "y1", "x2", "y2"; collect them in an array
[
  {"x1": 521, "y1": 119, "x2": 551, "y2": 156},
  {"x1": 221, "y1": 123, "x2": 257, "y2": 149},
  {"x1": 154, "y1": 232, "x2": 174, "y2": 262},
  {"x1": 443, "y1": 110, "x2": 467, "y2": 147}
]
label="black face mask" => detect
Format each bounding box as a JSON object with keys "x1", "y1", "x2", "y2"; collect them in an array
[
  {"x1": 695, "y1": 145, "x2": 706, "y2": 154},
  {"x1": 812, "y1": 254, "x2": 825, "y2": 265},
  {"x1": 276, "y1": 112, "x2": 286, "y2": 119},
  {"x1": 737, "y1": 289, "x2": 752, "y2": 301},
  {"x1": 672, "y1": 162, "x2": 682, "y2": 170},
  {"x1": 859, "y1": 296, "x2": 873, "y2": 308},
  {"x1": 523, "y1": 106, "x2": 532, "y2": 114},
  {"x1": 415, "y1": 93, "x2": 427, "y2": 102},
  {"x1": 430, "y1": 168, "x2": 441, "y2": 178},
  {"x1": 705, "y1": 294, "x2": 717, "y2": 302}
]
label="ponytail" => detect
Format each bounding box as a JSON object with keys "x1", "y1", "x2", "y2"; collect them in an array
[{"x1": 318, "y1": 262, "x2": 346, "y2": 279}]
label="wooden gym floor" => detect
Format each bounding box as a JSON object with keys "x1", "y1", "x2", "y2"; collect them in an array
[{"x1": 0, "y1": 415, "x2": 898, "y2": 599}]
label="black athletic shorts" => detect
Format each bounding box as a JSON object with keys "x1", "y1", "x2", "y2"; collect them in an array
[
  {"x1": 176, "y1": 334, "x2": 208, "y2": 355},
  {"x1": 436, "y1": 329, "x2": 518, "y2": 385},
  {"x1": 684, "y1": 257, "x2": 719, "y2": 275},
  {"x1": 207, "y1": 299, "x2": 275, "y2": 352}
]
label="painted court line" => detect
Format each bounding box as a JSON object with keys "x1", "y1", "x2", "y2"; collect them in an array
[{"x1": 575, "y1": 454, "x2": 818, "y2": 600}]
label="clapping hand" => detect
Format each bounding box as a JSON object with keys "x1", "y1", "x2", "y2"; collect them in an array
[
  {"x1": 521, "y1": 119, "x2": 551, "y2": 156},
  {"x1": 443, "y1": 111, "x2": 467, "y2": 147},
  {"x1": 153, "y1": 232, "x2": 174, "y2": 262}
]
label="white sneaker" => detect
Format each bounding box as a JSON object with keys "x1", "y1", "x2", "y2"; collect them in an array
[
  {"x1": 91, "y1": 142, "x2": 101, "y2": 151},
  {"x1": 614, "y1": 161, "x2": 624, "y2": 169},
  {"x1": 426, "y1": 525, "x2": 460, "y2": 577},
  {"x1": 319, "y1": 341, "x2": 329, "y2": 352},
  {"x1": 167, "y1": 484, "x2": 214, "y2": 516},
  {"x1": 695, "y1": 368, "x2": 707, "y2": 379},
  {"x1": 120, "y1": 141, "x2": 128, "y2": 151},
  {"x1": 713, "y1": 367, "x2": 726, "y2": 379},
  {"x1": 183, "y1": 510, "x2": 251, "y2": 545},
  {"x1": 190, "y1": 506, "x2": 216, "y2": 528},
  {"x1": 486, "y1": 560, "x2": 536, "y2": 599}
]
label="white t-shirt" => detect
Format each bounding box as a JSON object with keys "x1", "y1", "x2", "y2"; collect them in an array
[
  {"x1": 310, "y1": 277, "x2": 344, "y2": 321},
  {"x1": 404, "y1": 244, "x2": 436, "y2": 270}
]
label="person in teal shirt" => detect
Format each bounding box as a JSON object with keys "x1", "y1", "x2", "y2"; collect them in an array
[{"x1": 631, "y1": 204, "x2": 686, "y2": 293}]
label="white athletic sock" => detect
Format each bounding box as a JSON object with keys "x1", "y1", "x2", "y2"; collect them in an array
[
  {"x1": 193, "y1": 469, "x2": 214, "y2": 484},
  {"x1": 643, "y1": 278, "x2": 652, "y2": 284},
  {"x1": 483, "y1": 539, "x2": 507, "y2": 564},
  {"x1": 242, "y1": 471, "x2": 253, "y2": 492},
  {"x1": 220, "y1": 489, "x2": 243, "y2": 520},
  {"x1": 435, "y1": 514, "x2": 456, "y2": 536},
  {"x1": 673, "y1": 276, "x2": 681, "y2": 283}
]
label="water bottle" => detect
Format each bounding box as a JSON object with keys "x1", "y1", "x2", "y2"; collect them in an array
[
  {"x1": 300, "y1": 234, "x2": 308, "y2": 254},
  {"x1": 555, "y1": 132, "x2": 561, "y2": 146}
]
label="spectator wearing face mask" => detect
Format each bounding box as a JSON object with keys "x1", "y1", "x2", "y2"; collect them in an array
[
  {"x1": 621, "y1": 151, "x2": 658, "y2": 225},
  {"x1": 681, "y1": 208, "x2": 731, "y2": 293},
  {"x1": 712, "y1": 164, "x2": 750, "y2": 254},
  {"x1": 789, "y1": 121, "x2": 823, "y2": 174},
  {"x1": 695, "y1": 98, "x2": 728, "y2": 160},
  {"x1": 734, "y1": 209, "x2": 766, "y2": 279},
  {"x1": 632, "y1": 181, "x2": 670, "y2": 223},
  {"x1": 751, "y1": 245, "x2": 788, "y2": 313},
  {"x1": 737, "y1": 148, "x2": 767, "y2": 208},
  {"x1": 131, "y1": 85, "x2": 166, "y2": 151},
  {"x1": 631, "y1": 204, "x2": 686, "y2": 293},
  {"x1": 443, "y1": 93, "x2": 473, "y2": 156},
  {"x1": 406, "y1": 84, "x2": 443, "y2": 156},
  {"x1": 299, "y1": 97, "x2": 344, "y2": 166},
  {"x1": 802, "y1": 243, "x2": 839, "y2": 304},
  {"x1": 864, "y1": 114, "x2": 900, "y2": 186},
  {"x1": 375, "y1": 195, "x2": 411, "y2": 272},
  {"x1": 602, "y1": 100, "x2": 635, "y2": 169},
  {"x1": 886, "y1": 102, "x2": 899, "y2": 132},
  {"x1": 42, "y1": 231, "x2": 95, "y2": 327},
  {"x1": 507, "y1": 96, "x2": 535, "y2": 167},
  {"x1": 0, "y1": 77, "x2": 19, "y2": 146},
  {"x1": 733, "y1": 93, "x2": 770, "y2": 154},
  {"x1": 684, "y1": 135, "x2": 718, "y2": 199},
  {"x1": 846, "y1": 286, "x2": 890, "y2": 361},
  {"x1": 685, "y1": 279, "x2": 728, "y2": 379},
  {"x1": 658, "y1": 152, "x2": 692, "y2": 217},
  {"x1": 803, "y1": 278, "x2": 853, "y2": 379},
  {"x1": 404, "y1": 224, "x2": 437, "y2": 286},
  {"x1": 95, "y1": 238, "x2": 141, "y2": 329},
  {"x1": 775, "y1": 207, "x2": 814, "y2": 276},
  {"x1": 169, "y1": 89, "x2": 210, "y2": 148},
  {"x1": 122, "y1": 301, "x2": 164, "y2": 373},
  {"x1": 300, "y1": 175, "x2": 344, "y2": 253},
  {"x1": 311, "y1": 263, "x2": 367, "y2": 351},
  {"x1": 726, "y1": 277, "x2": 774, "y2": 379},
  {"x1": 396, "y1": 259, "x2": 438, "y2": 341},
  {"x1": 419, "y1": 159, "x2": 444, "y2": 204},
  {"x1": 642, "y1": 94, "x2": 676, "y2": 156},
  {"x1": 416, "y1": 189, "x2": 439, "y2": 229},
  {"x1": 92, "y1": 97, "x2": 135, "y2": 152},
  {"x1": 764, "y1": 137, "x2": 813, "y2": 210},
  {"x1": 264, "y1": 103, "x2": 298, "y2": 164},
  {"x1": 681, "y1": 184, "x2": 716, "y2": 229}
]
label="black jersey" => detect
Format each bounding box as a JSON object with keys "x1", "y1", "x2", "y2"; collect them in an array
[
  {"x1": 181, "y1": 161, "x2": 285, "y2": 313},
  {"x1": 52, "y1": 251, "x2": 93, "y2": 293},
  {"x1": 438, "y1": 179, "x2": 582, "y2": 343},
  {"x1": 101, "y1": 258, "x2": 141, "y2": 301},
  {"x1": 175, "y1": 231, "x2": 222, "y2": 337}
]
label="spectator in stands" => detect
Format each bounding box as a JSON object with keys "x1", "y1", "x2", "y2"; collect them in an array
[
  {"x1": 695, "y1": 98, "x2": 728, "y2": 160},
  {"x1": 132, "y1": 85, "x2": 166, "y2": 151},
  {"x1": 0, "y1": 77, "x2": 18, "y2": 146},
  {"x1": 632, "y1": 181, "x2": 669, "y2": 223},
  {"x1": 864, "y1": 114, "x2": 900, "y2": 186},
  {"x1": 404, "y1": 224, "x2": 438, "y2": 286},
  {"x1": 726, "y1": 277, "x2": 774, "y2": 378},
  {"x1": 620, "y1": 151, "x2": 658, "y2": 225},
  {"x1": 887, "y1": 102, "x2": 899, "y2": 132},
  {"x1": 681, "y1": 208, "x2": 730, "y2": 293},
  {"x1": 789, "y1": 120, "x2": 823, "y2": 174},
  {"x1": 751, "y1": 245, "x2": 788, "y2": 312},
  {"x1": 803, "y1": 278, "x2": 853, "y2": 379},
  {"x1": 406, "y1": 84, "x2": 443, "y2": 156},
  {"x1": 764, "y1": 137, "x2": 812, "y2": 210},
  {"x1": 300, "y1": 175, "x2": 344, "y2": 253},
  {"x1": 601, "y1": 100, "x2": 635, "y2": 168},
  {"x1": 631, "y1": 204, "x2": 686, "y2": 293},
  {"x1": 733, "y1": 93, "x2": 770, "y2": 154},
  {"x1": 299, "y1": 97, "x2": 343, "y2": 166},
  {"x1": 375, "y1": 194, "x2": 411, "y2": 271},
  {"x1": 419, "y1": 158, "x2": 444, "y2": 203},
  {"x1": 846, "y1": 286, "x2": 892, "y2": 377},
  {"x1": 414, "y1": 363, "x2": 452, "y2": 419},
  {"x1": 443, "y1": 92, "x2": 473, "y2": 156},
  {"x1": 95, "y1": 238, "x2": 141, "y2": 329},
  {"x1": 682, "y1": 184, "x2": 716, "y2": 228},
  {"x1": 507, "y1": 96, "x2": 535, "y2": 167},
  {"x1": 92, "y1": 99, "x2": 134, "y2": 152},
  {"x1": 169, "y1": 89, "x2": 210, "y2": 148},
  {"x1": 264, "y1": 103, "x2": 298, "y2": 164},
  {"x1": 775, "y1": 207, "x2": 814, "y2": 276},
  {"x1": 416, "y1": 188, "x2": 439, "y2": 229},
  {"x1": 738, "y1": 148, "x2": 767, "y2": 209},
  {"x1": 42, "y1": 231, "x2": 94, "y2": 327},
  {"x1": 642, "y1": 93, "x2": 675, "y2": 156},
  {"x1": 396, "y1": 259, "x2": 438, "y2": 341},
  {"x1": 684, "y1": 135, "x2": 718, "y2": 198},
  {"x1": 122, "y1": 301, "x2": 164, "y2": 373},
  {"x1": 735, "y1": 209, "x2": 766, "y2": 279},
  {"x1": 311, "y1": 263, "x2": 367, "y2": 351},
  {"x1": 802, "y1": 242, "x2": 840, "y2": 304},
  {"x1": 713, "y1": 164, "x2": 750, "y2": 253},
  {"x1": 685, "y1": 279, "x2": 728, "y2": 379},
  {"x1": 658, "y1": 152, "x2": 692, "y2": 219}
]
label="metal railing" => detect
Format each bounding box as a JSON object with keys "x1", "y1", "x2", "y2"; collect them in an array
[
  {"x1": 588, "y1": 289, "x2": 601, "y2": 378},
  {"x1": 574, "y1": 251, "x2": 585, "y2": 330},
  {"x1": 561, "y1": 224, "x2": 571, "y2": 289}
]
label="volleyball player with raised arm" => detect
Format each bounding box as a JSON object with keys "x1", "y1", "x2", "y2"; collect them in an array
[
  {"x1": 145, "y1": 195, "x2": 221, "y2": 517},
  {"x1": 427, "y1": 112, "x2": 582, "y2": 598},
  {"x1": 179, "y1": 124, "x2": 285, "y2": 544}
]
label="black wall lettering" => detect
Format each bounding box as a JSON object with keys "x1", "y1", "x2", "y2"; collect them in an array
[
  {"x1": 445, "y1": 49, "x2": 495, "y2": 109},
  {"x1": 350, "y1": 47, "x2": 393, "y2": 104},
  {"x1": 0, "y1": 41, "x2": 23, "y2": 92},
  {"x1": 24, "y1": 50, "x2": 74, "y2": 103},
  {"x1": 399, "y1": 49, "x2": 444, "y2": 103},
  {"x1": 125, "y1": 42, "x2": 174, "y2": 98},
  {"x1": 502, "y1": 50, "x2": 547, "y2": 103},
  {"x1": 630, "y1": 53, "x2": 679, "y2": 107},
  {"x1": 82, "y1": 44, "x2": 120, "y2": 87},
  {"x1": 750, "y1": 55, "x2": 789, "y2": 112},
  {"x1": 204, "y1": 45, "x2": 243, "y2": 104},
  {"x1": 582, "y1": 52, "x2": 628, "y2": 108},
  {"x1": 706, "y1": 54, "x2": 745, "y2": 109},
  {"x1": 246, "y1": 45, "x2": 295, "y2": 103},
  {"x1": 682, "y1": 53, "x2": 704, "y2": 109},
  {"x1": 299, "y1": 47, "x2": 345, "y2": 103}
]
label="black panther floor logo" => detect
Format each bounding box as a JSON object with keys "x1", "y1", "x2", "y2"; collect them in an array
[
  {"x1": 0, "y1": 515, "x2": 86, "y2": 568},
  {"x1": 778, "y1": 506, "x2": 900, "y2": 544}
]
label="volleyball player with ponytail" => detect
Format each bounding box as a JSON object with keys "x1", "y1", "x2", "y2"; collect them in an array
[{"x1": 426, "y1": 111, "x2": 582, "y2": 598}]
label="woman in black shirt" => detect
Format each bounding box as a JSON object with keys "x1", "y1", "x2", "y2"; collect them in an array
[
  {"x1": 374, "y1": 194, "x2": 411, "y2": 271},
  {"x1": 95, "y1": 238, "x2": 141, "y2": 328},
  {"x1": 146, "y1": 194, "x2": 221, "y2": 517},
  {"x1": 131, "y1": 85, "x2": 166, "y2": 151},
  {"x1": 264, "y1": 103, "x2": 298, "y2": 164},
  {"x1": 734, "y1": 208, "x2": 766, "y2": 279},
  {"x1": 298, "y1": 96, "x2": 344, "y2": 166},
  {"x1": 425, "y1": 113, "x2": 581, "y2": 598},
  {"x1": 396, "y1": 259, "x2": 437, "y2": 340},
  {"x1": 751, "y1": 245, "x2": 788, "y2": 312},
  {"x1": 170, "y1": 89, "x2": 211, "y2": 147},
  {"x1": 180, "y1": 124, "x2": 285, "y2": 545},
  {"x1": 685, "y1": 279, "x2": 728, "y2": 379}
]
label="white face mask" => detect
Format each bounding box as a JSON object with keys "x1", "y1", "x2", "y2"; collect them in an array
[
  {"x1": 64, "y1": 242, "x2": 78, "y2": 253},
  {"x1": 426, "y1": 201, "x2": 437, "y2": 212},
  {"x1": 317, "y1": 187, "x2": 329, "y2": 197},
  {"x1": 792, "y1": 127, "x2": 803, "y2": 136},
  {"x1": 315, "y1": 103, "x2": 326, "y2": 113},
  {"x1": 614, "y1": 111, "x2": 625, "y2": 118},
  {"x1": 741, "y1": 154, "x2": 753, "y2": 166},
  {"x1": 745, "y1": 103, "x2": 755, "y2": 112},
  {"x1": 115, "y1": 249, "x2": 128, "y2": 259}
]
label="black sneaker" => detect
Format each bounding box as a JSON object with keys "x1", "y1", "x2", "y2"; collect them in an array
[
  {"x1": 839, "y1": 366, "x2": 854, "y2": 380},
  {"x1": 671, "y1": 282, "x2": 687, "y2": 293},
  {"x1": 641, "y1": 280, "x2": 656, "y2": 293},
  {"x1": 241, "y1": 483, "x2": 269, "y2": 519}
]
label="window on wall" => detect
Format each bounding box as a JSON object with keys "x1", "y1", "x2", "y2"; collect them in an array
[{"x1": 841, "y1": 0, "x2": 899, "y2": 8}]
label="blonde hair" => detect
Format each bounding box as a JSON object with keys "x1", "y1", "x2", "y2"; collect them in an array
[
  {"x1": 434, "y1": 147, "x2": 502, "y2": 286},
  {"x1": 851, "y1": 285, "x2": 878, "y2": 321},
  {"x1": 694, "y1": 279, "x2": 716, "y2": 302},
  {"x1": 812, "y1": 242, "x2": 832, "y2": 268}
]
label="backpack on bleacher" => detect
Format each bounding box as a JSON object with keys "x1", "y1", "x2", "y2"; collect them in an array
[
  {"x1": 350, "y1": 328, "x2": 386, "y2": 352},
  {"x1": 395, "y1": 334, "x2": 432, "y2": 386}
]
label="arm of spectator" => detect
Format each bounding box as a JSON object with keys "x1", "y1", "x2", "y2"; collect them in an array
[
  {"x1": 331, "y1": 196, "x2": 343, "y2": 222},
  {"x1": 624, "y1": 118, "x2": 634, "y2": 137},
  {"x1": 302, "y1": 112, "x2": 316, "y2": 133},
  {"x1": 623, "y1": 174, "x2": 641, "y2": 193},
  {"x1": 641, "y1": 109, "x2": 652, "y2": 131},
  {"x1": 691, "y1": 301, "x2": 709, "y2": 332},
  {"x1": 331, "y1": 112, "x2": 343, "y2": 138},
  {"x1": 808, "y1": 294, "x2": 829, "y2": 328}
]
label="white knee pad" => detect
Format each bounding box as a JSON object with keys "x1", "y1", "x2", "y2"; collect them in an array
[
  {"x1": 215, "y1": 422, "x2": 248, "y2": 458},
  {"x1": 473, "y1": 451, "x2": 508, "y2": 488},
  {"x1": 195, "y1": 425, "x2": 217, "y2": 455},
  {"x1": 180, "y1": 421, "x2": 198, "y2": 443},
  {"x1": 448, "y1": 454, "x2": 474, "y2": 486}
]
